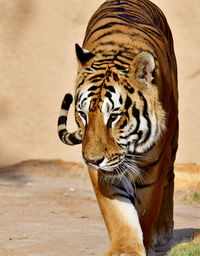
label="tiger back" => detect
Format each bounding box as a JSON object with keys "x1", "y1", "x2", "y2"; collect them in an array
[{"x1": 58, "y1": 0, "x2": 178, "y2": 255}]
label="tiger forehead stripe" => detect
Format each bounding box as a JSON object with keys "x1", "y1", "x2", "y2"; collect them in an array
[
  {"x1": 88, "y1": 85, "x2": 99, "y2": 91},
  {"x1": 104, "y1": 84, "x2": 116, "y2": 93},
  {"x1": 88, "y1": 73, "x2": 105, "y2": 82}
]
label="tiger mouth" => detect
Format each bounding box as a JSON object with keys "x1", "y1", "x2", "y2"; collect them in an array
[
  {"x1": 98, "y1": 160, "x2": 128, "y2": 177},
  {"x1": 85, "y1": 159, "x2": 127, "y2": 177},
  {"x1": 98, "y1": 156, "x2": 142, "y2": 180},
  {"x1": 86, "y1": 155, "x2": 141, "y2": 180}
]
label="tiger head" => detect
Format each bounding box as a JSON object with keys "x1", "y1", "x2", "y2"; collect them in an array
[{"x1": 58, "y1": 44, "x2": 166, "y2": 177}]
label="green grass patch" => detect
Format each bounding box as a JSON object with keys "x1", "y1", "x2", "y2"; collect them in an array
[
  {"x1": 167, "y1": 241, "x2": 200, "y2": 256},
  {"x1": 193, "y1": 192, "x2": 200, "y2": 202}
]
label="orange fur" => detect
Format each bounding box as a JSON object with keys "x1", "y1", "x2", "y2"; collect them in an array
[{"x1": 58, "y1": 0, "x2": 178, "y2": 255}]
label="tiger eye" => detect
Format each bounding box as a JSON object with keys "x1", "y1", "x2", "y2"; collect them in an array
[
  {"x1": 107, "y1": 113, "x2": 120, "y2": 127},
  {"x1": 109, "y1": 113, "x2": 119, "y2": 122}
]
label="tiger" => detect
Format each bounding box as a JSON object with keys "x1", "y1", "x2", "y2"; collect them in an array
[{"x1": 57, "y1": 0, "x2": 178, "y2": 255}]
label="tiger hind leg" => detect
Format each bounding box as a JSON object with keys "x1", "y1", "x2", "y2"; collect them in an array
[{"x1": 153, "y1": 168, "x2": 174, "y2": 248}]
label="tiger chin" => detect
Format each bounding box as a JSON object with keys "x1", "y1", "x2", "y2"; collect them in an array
[{"x1": 57, "y1": 0, "x2": 178, "y2": 255}]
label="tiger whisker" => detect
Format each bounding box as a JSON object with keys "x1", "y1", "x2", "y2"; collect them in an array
[
  {"x1": 126, "y1": 153, "x2": 151, "y2": 161},
  {"x1": 124, "y1": 160, "x2": 147, "y2": 182},
  {"x1": 125, "y1": 157, "x2": 149, "y2": 176}
]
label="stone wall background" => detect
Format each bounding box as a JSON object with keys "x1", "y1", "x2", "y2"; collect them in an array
[{"x1": 0, "y1": 0, "x2": 199, "y2": 166}]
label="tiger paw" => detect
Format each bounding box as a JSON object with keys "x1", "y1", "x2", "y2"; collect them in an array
[
  {"x1": 105, "y1": 249, "x2": 146, "y2": 256},
  {"x1": 105, "y1": 253, "x2": 143, "y2": 256},
  {"x1": 146, "y1": 248, "x2": 156, "y2": 256},
  {"x1": 153, "y1": 226, "x2": 173, "y2": 248},
  {"x1": 106, "y1": 254, "x2": 139, "y2": 256}
]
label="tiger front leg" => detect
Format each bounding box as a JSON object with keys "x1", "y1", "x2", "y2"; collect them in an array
[
  {"x1": 88, "y1": 168, "x2": 146, "y2": 256},
  {"x1": 104, "y1": 219, "x2": 146, "y2": 256}
]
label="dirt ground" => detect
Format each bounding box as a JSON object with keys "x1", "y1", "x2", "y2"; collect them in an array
[{"x1": 0, "y1": 160, "x2": 199, "y2": 256}]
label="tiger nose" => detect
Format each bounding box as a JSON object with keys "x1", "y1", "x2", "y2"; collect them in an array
[{"x1": 85, "y1": 157, "x2": 105, "y2": 166}]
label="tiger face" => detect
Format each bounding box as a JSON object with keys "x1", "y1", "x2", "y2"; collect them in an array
[{"x1": 74, "y1": 49, "x2": 166, "y2": 176}]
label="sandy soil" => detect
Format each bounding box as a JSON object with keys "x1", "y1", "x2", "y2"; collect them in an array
[{"x1": 0, "y1": 160, "x2": 199, "y2": 256}]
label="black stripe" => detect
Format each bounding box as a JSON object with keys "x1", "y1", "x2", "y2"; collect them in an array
[
  {"x1": 88, "y1": 85, "x2": 99, "y2": 91},
  {"x1": 132, "y1": 104, "x2": 140, "y2": 133},
  {"x1": 104, "y1": 85, "x2": 116, "y2": 93},
  {"x1": 85, "y1": 67, "x2": 93, "y2": 72},
  {"x1": 114, "y1": 56, "x2": 130, "y2": 66},
  {"x1": 118, "y1": 143, "x2": 127, "y2": 147},
  {"x1": 115, "y1": 63, "x2": 128, "y2": 70},
  {"x1": 68, "y1": 133, "x2": 81, "y2": 144},
  {"x1": 90, "y1": 79, "x2": 103, "y2": 83},
  {"x1": 102, "y1": 53, "x2": 114, "y2": 57},
  {"x1": 91, "y1": 65, "x2": 106, "y2": 71},
  {"x1": 58, "y1": 129, "x2": 66, "y2": 140},
  {"x1": 88, "y1": 92, "x2": 99, "y2": 97},
  {"x1": 89, "y1": 74, "x2": 104, "y2": 82},
  {"x1": 138, "y1": 91, "x2": 151, "y2": 143},
  {"x1": 124, "y1": 111, "x2": 129, "y2": 118},
  {"x1": 138, "y1": 131, "x2": 143, "y2": 140},
  {"x1": 119, "y1": 128, "x2": 137, "y2": 140},
  {"x1": 123, "y1": 81, "x2": 134, "y2": 94},
  {"x1": 124, "y1": 95, "x2": 132, "y2": 111},
  {"x1": 120, "y1": 52, "x2": 133, "y2": 61},
  {"x1": 58, "y1": 116, "x2": 67, "y2": 126},
  {"x1": 97, "y1": 41, "x2": 116, "y2": 47},
  {"x1": 77, "y1": 78, "x2": 85, "y2": 88},
  {"x1": 124, "y1": 86, "x2": 134, "y2": 94},
  {"x1": 105, "y1": 91, "x2": 114, "y2": 109},
  {"x1": 94, "y1": 58, "x2": 114, "y2": 64},
  {"x1": 61, "y1": 94, "x2": 73, "y2": 110},
  {"x1": 92, "y1": 61, "x2": 113, "y2": 67},
  {"x1": 119, "y1": 95, "x2": 123, "y2": 104}
]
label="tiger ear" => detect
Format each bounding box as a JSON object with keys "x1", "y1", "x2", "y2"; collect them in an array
[
  {"x1": 75, "y1": 44, "x2": 95, "y2": 66},
  {"x1": 131, "y1": 51, "x2": 155, "y2": 84}
]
